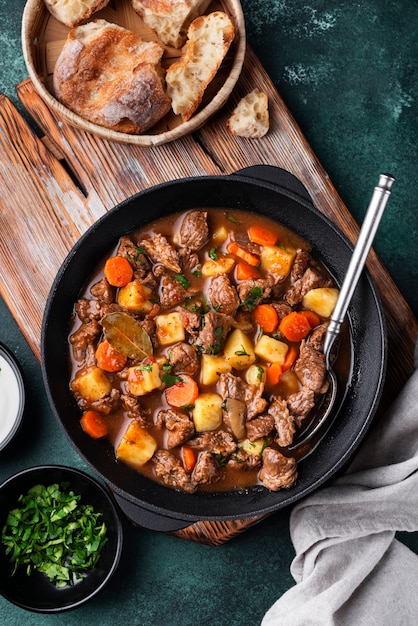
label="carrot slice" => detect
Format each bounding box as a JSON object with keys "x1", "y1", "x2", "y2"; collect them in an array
[
  {"x1": 279, "y1": 311, "x2": 312, "y2": 342},
  {"x1": 236, "y1": 261, "x2": 262, "y2": 280},
  {"x1": 253, "y1": 304, "x2": 279, "y2": 333},
  {"x1": 266, "y1": 362, "x2": 283, "y2": 386},
  {"x1": 165, "y1": 374, "x2": 199, "y2": 408},
  {"x1": 104, "y1": 255, "x2": 133, "y2": 287},
  {"x1": 300, "y1": 310, "x2": 321, "y2": 329},
  {"x1": 80, "y1": 410, "x2": 108, "y2": 439},
  {"x1": 95, "y1": 340, "x2": 128, "y2": 372},
  {"x1": 248, "y1": 225, "x2": 278, "y2": 247},
  {"x1": 181, "y1": 446, "x2": 197, "y2": 472},
  {"x1": 282, "y1": 345, "x2": 298, "y2": 372},
  {"x1": 226, "y1": 241, "x2": 260, "y2": 267}
]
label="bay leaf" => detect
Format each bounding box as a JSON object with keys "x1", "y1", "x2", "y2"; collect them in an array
[{"x1": 100, "y1": 312, "x2": 153, "y2": 360}]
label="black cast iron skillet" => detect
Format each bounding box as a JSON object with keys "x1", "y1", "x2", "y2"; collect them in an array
[{"x1": 41, "y1": 166, "x2": 387, "y2": 531}]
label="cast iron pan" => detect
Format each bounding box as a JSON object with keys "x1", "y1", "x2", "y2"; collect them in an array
[{"x1": 41, "y1": 166, "x2": 387, "y2": 531}]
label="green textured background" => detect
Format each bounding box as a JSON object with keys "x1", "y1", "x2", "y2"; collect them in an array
[{"x1": 0, "y1": 2, "x2": 417, "y2": 625}]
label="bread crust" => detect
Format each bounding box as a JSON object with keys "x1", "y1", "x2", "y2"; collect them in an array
[
  {"x1": 132, "y1": 0, "x2": 212, "y2": 48},
  {"x1": 43, "y1": 0, "x2": 111, "y2": 28},
  {"x1": 165, "y1": 11, "x2": 235, "y2": 121},
  {"x1": 53, "y1": 19, "x2": 172, "y2": 134}
]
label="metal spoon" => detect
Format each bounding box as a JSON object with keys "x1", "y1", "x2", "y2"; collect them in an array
[{"x1": 289, "y1": 173, "x2": 395, "y2": 453}]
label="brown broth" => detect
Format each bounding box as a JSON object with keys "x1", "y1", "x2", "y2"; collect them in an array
[{"x1": 68, "y1": 208, "x2": 351, "y2": 492}]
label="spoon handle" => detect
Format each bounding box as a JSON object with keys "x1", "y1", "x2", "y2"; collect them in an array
[{"x1": 323, "y1": 173, "x2": 395, "y2": 358}]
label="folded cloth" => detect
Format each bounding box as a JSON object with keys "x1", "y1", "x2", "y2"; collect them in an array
[{"x1": 262, "y1": 341, "x2": 418, "y2": 626}]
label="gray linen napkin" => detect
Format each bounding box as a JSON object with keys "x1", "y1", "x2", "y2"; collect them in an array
[{"x1": 262, "y1": 341, "x2": 418, "y2": 626}]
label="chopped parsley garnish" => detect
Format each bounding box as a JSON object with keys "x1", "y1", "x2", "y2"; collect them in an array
[
  {"x1": 1, "y1": 483, "x2": 108, "y2": 588},
  {"x1": 209, "y1": 247, "x2": 218, "y2": 260},
  {"x1": 224, "y1": 211, "x2": 242, "y2": 225},
  {"x1": 162, "y1": 374, "x2": 184, "y2": 386},
  {"x1": 137, "y1": 363, "x2": 153, "y2": 372},
  {"x1": 174, "y1": 274, "x2": 190, "y2": 289},
  {"x1": 241, "y1": 286, "x2": 263, "y2": 311},
  {"x1": 234, "y1": 345, "x2": 249, "y2": 357}
]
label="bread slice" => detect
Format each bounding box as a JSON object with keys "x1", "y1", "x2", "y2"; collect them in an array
[
  {"x1": 53, "y1": 19, "x2": 172, "y2": 134},
  {"x1": 227, "y1": 89, "x2": 269, "y2": 138},
  {"x1": 165, "y1": 11, "x2": 235, "y2": 122},
  {"x1": 131, "y1": 0, "x2": 212, "y2": 49},
  {"x1": 43, "y1": 0, "x2": 111, "y2": 27}
]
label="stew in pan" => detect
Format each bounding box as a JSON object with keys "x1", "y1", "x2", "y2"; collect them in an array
[{"x1": 68, "y1": 208, "x2": 346, "y2": 493}]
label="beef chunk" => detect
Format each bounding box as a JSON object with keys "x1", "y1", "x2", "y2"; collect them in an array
[
  {"x1": 259, "y1": 448, "x2": 297, "y2": 491},
  {"x1": 90, "y1": 278, "x2": 114, "y2": 303},
  {"x1": 167, "y1": 342, "x2": 199, "y2": 375},
  {"x1": 218, "y1": 373, "x2": 267, "y2": 419},
  {"x1": 178, "y1": 247, "x2": 200, "y2": 273},
  {"x1": 287, "y1": 387, "x2": 315, "y2": 420},
  {"x1": 238, "y1": 277, "x2": 274, "y2": 310},
  {"x1": 294, "y1": 340, "x2": 326, "y2": 393},
  {"x1": 117, "y1": 236, "x2": 151, "y2": 278},
  {"x1": 308, "y1": 323, "x2": 328, "y2": 352},
  {"x1": 152, "y1": 450, "x2": 196, "y2": 493},
  {"x1": 192, "y1": 451, "x2": 220, "y2": 485},
  {"x1": 139, "y1": 232, "x2": 181, "y2": 273},
  {"x1": 285, "y1": 267, "x2": 333, "y2": 307},
  {"x1": 156, "y1": 409, "x2": 195, "y2": 449},
  {"x1": 230, "y1": 231, "x2": 261, "y2": 256},
  {"x1": 121, "y1": 394, "x2": 150, "y2": 428},
  {"x1": 208, "y1": 274, "x2": 240, "y2": 316},
  {"x1": 271, "y1": 301, "x2": 293, "y2": 322},
  {"x1": 179, "y1": 307, "x2": 202, "y2": 338},
  {"x1": 246, "y1": 414, "x2": 275, "y2": 442},
  {"x1": 291, "y1": 249, "x2": 312, "y2": 282},
  {"x1": 155, "y1": 266, "x2": 187, "y2": 308},
  {"x1": 191, "y1": 431, "x2": 237, "y2": 457},
  {"x1": 179, "y1": 210, "x2": 209, "y2": 250},
  {"x1": 194, "y1": 311, "x2": 231, "y2": 354},
  {"x1": 230, "y1": 310, "x2": 255, "y2": 333},
  {"x1": 69, "y1": 320, "x2": 101, "y2": 361},
  {"x1": 268, "y1": 398, "x2": 296, "y2": 447}
]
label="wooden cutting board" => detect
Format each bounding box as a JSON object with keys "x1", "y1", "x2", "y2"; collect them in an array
[{"x1": 0, "y1": 45, "x2": 416, "y2": 545}]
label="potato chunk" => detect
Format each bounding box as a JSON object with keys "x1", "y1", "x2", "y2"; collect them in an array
[
  {"x1": 71, "y1": 366, "x2": 112, "y2": 401},
  {"x1": 201, "y1": 256, "x2": 235, "y2": 277},
  {"x1": 245, "y1": 363, "x2": 266, "y2": 387},
  {"x1": 192, "y1": 393, "x2": 223, "y2": 432},
  {"x1": 155, "y1": 311, "x2": 185, "y2": 345},
  {"x1": 201, "y1": 354, "x2": 232, "y2": 385},
  {"x1": 260, "y1": 245, "x2": 296, "y2": 281},
  {"x1": 127, "y1": 362, "x2": 162, "y2": 396},
  {"x1": 224, "y1": 329, "x2": 256, "y2": 370},
  {"x1": 239, "y1": 437, "x2": 267, "y2": 457},
  {"x1": 116, "y1": 421, "x2": 157, "y2": 469},
  {"x1": 302, "y1": 287, "x2": 339, "y2": 317},
  {"x1": 255, "y1": 335, "x2": 288, "y2": 364},
  {"x1": 117, "y1": 280, "x2": 153, "y2": 313}
]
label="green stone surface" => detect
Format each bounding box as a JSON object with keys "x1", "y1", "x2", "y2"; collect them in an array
[{"x1": 0, "y1": 2, "x2": 417, "y2": 624}]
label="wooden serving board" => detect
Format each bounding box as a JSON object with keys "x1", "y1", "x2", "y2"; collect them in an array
[{"x1": 0, "y1": 45, "x2": 416, "y2": 545}]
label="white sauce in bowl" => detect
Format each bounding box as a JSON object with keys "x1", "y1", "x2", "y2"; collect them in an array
[{"x1": 0, "y1": 348, "x2": 24, "y2": 450}]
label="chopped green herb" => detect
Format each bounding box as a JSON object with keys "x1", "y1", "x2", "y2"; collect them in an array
[
  {"x1": 241, "y1": 286, "x2": 263, "y2": 311},
  {"x1": 137, "y1": 363, "x2": 152, "y2": 372},
  {"x1": 162, "y1": 373, "x2": 184, "y2": 386},
  {"x1": 214, "y1": 326, "x2": 224, "y2": 336},
  {"x1": 224, "y1": 211, "x2": 241, "y2": 225},
  {"x1": 234, "y1": 345, "x2": 249, "y2": 357},
  {"x1": 209, "y1": 247, "x2": 218, "y2": 260},
  {"x1": 256, "y1": 364, "x2": 264, "y2": 381},
  {"x1": 174, "y1": 274, "x2": 190, "y2": 289},
  {"x1": 1, "y1": 483, "x2": 108, "y2": 588},
  {"x1": 180, "y1": 403, "x2": 195, "y2": 411}
]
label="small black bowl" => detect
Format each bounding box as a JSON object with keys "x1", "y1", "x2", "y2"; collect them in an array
[{"x1": 0, "y1": 465, "x2": 123, "y2": 613}]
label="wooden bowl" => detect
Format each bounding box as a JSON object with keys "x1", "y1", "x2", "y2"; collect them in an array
[{"x1": 22, "y1": 0, "x2": 246, "y2": 145}]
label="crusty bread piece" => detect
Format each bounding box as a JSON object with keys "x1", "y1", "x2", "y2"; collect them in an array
[
  {"x1": 53, "y1": 19, "x2": 172, "y2": 134},
  {"x1": 131, "y1": 0, "x2": 212, "y2": 49},
  {"x1": 43, "y1": 0, "x2": 110, "y2": 27},
  {"x1": 165, "y1": 11, "x2": 235, "y2": 122},
  {"x1": 227, "y1": 89, "x2": 269, "y2": 138}
]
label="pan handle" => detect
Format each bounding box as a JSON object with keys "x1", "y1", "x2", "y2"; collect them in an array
[
  {"x1": 233, "y1": 165, "x2": 312, "y2": 203},
  {"x1": 112, "y1": 491, "x2": 194, "y2": 532}
]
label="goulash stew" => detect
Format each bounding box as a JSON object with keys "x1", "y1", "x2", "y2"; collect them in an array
[{"x1": 69, "y1": 209, "x2": 342, "y2": 493}]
